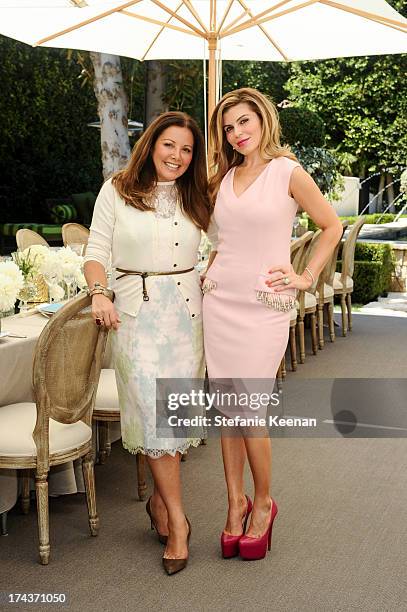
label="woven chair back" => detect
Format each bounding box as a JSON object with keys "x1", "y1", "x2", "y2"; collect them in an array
[
  {"x1": 291, "y1": 231, "x2": 314, "y2": 274},
  {"x1": 302, "y1": 229, "x2": 322, "y2": 272},
  {"x1": 16, "y1": 229, "x2": 49, "y2": 251},
  {"x1": 32, "y1": 292, "x2": 110, "y2": 468},
  {"x1": 325, "y1": 220, "x2": 349, "y2": 286},
  {"x1": 342, "y1": 216, "x2": 366, "y2": 279},
  {"x1": 62, "y1": 223, "x2": 90, "y2": 250}
]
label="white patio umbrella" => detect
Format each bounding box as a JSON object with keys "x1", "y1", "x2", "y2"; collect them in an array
[{"x1": 0, "y1": 0, "x2": 406, "y2": 123}]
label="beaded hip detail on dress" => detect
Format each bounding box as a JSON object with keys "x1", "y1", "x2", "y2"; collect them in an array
[
  {"x1": 255, "y1": 290, "x2": 296, "y2": 312},
  {"x1": 202, "y1": 277, "x2": 217, "y2": 294}
]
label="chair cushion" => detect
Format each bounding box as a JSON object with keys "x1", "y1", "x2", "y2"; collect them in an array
[
  {"x1": 94, "y1": 369, "x2": 119, "y2": 413},
  {"x1": 333, "y1": 272, "x2": 354, "y2": 290},
  {"x1": 50, "y1": 203, "x2": 77, "y2": 223},
  {"x1": 290, "y1": 307, "x2": 298, "y2": 321},
  {"x1": 315, "y1": 283, "x2": 334, "y2": 299},
  {"x1": 0, "y1": 223, "x2": 62, "y2": 239},
  {"x1": 0, "y1": 403, "x2": 92, "y2": 458},
  {"x1": 304, "y1": 291, "x2": 317, "y2": 309}
]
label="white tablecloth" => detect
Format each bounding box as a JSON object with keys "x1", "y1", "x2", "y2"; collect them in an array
[{"x1": 0, "y1": 309, "x2": 119, "y2": 514}]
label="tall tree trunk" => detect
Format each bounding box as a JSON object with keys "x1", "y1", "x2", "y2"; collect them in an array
[
  {"x1": 90, "y1": 53, "x2": 130, "y2": 180},
  {"x1": 144, "y1": 60, "x2": 168, "y2": 127},
  {"x1": 359, "y1": 164, "x2": 369, "y2": 214},
  {"x1": 377, "y1": 172, "x2": 385, "y2": 213},
  {"x1": 386, "y1": 173, "x2": 395, "y2": 213}
]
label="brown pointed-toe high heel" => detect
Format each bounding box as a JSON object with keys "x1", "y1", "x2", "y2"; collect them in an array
[
  {"x1": 162, "y1": 517, "x2": 191, "y2": 576},
  {"x1": 146, "y1": 496, "x2": 168, "y2": 545}
]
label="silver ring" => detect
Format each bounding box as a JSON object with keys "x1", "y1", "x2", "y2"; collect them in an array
[{"x1": 283, "y1": 277, "x2": 290, "y2": 285}]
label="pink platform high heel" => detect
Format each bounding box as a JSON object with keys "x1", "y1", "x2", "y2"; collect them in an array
[
  {"x1": 221, "y1": 495, "x2": 253, "y2": 558},
  {"x1": 239, "y1": 498, "x2": 278, "y2": 561}
]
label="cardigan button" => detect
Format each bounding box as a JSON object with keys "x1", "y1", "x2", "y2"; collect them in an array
[
  {"x1": 192, "y1": 314, "x2": 195, "y2": 317},
  {"x1": 173, "y1": 263, "x2": 177, "y2": 267},
  {"x1": 174, "y1": 221, "x2": 178, "y2": 225},
  {"x1": 177, "y1": 282, "x2": 181, "y2": 285},
  {"x1": 175, "y1": 242, "x2": 179, "y2": 246},
  {"x1": 186, "y1": 298, "x2": 189, "y2": 302}
]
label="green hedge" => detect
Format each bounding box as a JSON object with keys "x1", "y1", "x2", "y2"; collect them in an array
[
  {"x1": 308, "y1": 213, "x2": 407, "y2": 232},
  {"x1": 336, "y1": 243, "x2": 395, "y2": 304},
  {"x1": 339, "y1": 213, "x2": 407, "y2": 225}
]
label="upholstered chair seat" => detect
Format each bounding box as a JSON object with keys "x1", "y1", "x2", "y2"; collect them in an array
[
  {"x1": 0, "y1": 292, "x2": 112, "y2": 564},
  {"x1": 0, "y1": 403, "x2": 91, "y2": 458},
  {"x1": 333, "y1": 272, "x2": 354, "y2": 290}
]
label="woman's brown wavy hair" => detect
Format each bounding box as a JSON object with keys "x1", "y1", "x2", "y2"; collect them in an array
[
  {"x1": 112, "y1": 111, "x2": 211, "y2": 231},
  {"x1": 208, "y1": 88, "x2": 297, "y2": 206}
]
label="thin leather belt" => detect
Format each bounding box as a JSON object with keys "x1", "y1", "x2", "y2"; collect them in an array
[{"x1": 115, "y1": 267, "x2": 194, "y2": 302}]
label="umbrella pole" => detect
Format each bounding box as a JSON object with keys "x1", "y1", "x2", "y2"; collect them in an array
[{"x1": 208, "y1": 33, "x2": 218, "y2": 128}]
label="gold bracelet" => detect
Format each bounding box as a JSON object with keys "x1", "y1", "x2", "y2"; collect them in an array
[
  {"x1": 88, "y1": 287, "x2": 109, "y2": 298},
  {"x1": 304, "y1": 266, "x2": 315, "y2": 284},
  {"x1": 89, "y1": 282, "x2": 107, "y2": 292}
]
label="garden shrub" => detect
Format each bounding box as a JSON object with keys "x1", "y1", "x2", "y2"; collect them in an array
[
  {"x1": 336, "y1": 243, "x2": 395, "y2": 303},
  {"x1": 292, "y1": 146, "x2": 343, "y2": 198},
  {"x1": 279, "y1": 107, "x2": 325, "y2": 147}
]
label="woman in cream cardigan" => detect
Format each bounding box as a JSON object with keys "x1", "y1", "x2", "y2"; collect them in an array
[{"x1": 84, "y1": 112, "x2": 211, "y2": 575}]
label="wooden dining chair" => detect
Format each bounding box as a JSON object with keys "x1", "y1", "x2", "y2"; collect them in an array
[
  {"x1": 333, "y1": 216, "x2": 366, "y2": 336},
  {"x1": 290, "y1": 231, "x2": 315, "y2": 369},
  {"x1": 307, "y1": 220, "x2": 347, "y2": 349},
  {"x1": 294, "y1": 231, "x2": 319, "y2": 363},
  {"x1": 277, "y1": 231, "x2": 315, "y2": 380},
  {"x1": 16, "y1": 229, "x2": 49, "y2": 251},
  {"x1": 303, "y1": 230, "x2": 333, "y2": 350},
  {"x1": 93, "y1": 369, "x2": 147, "y2": 501},
  {"x1": 0, "y1": 291, "x2": 111, "y2": 564},
  {"x1": 62, "y1": 222, "x2": 90, "y2": 250}
]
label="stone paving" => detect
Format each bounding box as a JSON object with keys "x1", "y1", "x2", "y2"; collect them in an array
[{"x1": 360, "y1": 291, "x2": 407, "y2": 317}]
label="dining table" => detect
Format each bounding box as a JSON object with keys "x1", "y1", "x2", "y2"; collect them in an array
[{"x1": 0, "y1": 306, "x2": 120, "y2": 521}]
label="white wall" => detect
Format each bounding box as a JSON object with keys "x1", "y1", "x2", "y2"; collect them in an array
[{"x1": 332, "y1": 176, "x2": 360, "y2": 216}]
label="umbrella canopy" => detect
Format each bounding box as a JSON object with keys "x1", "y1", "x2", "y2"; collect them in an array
[{"x1": 1, "y1": 0, "x2": 406, "y2": 120}]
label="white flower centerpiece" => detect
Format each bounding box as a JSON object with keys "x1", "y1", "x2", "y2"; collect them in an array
[
  {"x1": 35, "y1": 246, "x2": 87, "y2": 303},
  {"x1": 0, "y1": 260, "x2": 24, "y2": 329},
  {"x1": 11, "y1": 248, "x2": 44, "y2": 311},
  {"x1": 53, "y1": 246, "x2": 87, "y2": 300}
]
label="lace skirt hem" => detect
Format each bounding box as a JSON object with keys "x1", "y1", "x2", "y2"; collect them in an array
[{"x1": 122, "y1": 438, "x2": 203, "y2": 459}]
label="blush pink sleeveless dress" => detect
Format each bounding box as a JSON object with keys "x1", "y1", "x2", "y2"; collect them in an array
[{"x1": 203, "y1": 156, "x2": 300, "y2": 380}]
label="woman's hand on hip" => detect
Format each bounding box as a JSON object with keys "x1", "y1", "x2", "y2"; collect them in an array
[
  {"x1": 266, "y1": 264, "x2": 313, "y2": 292},
  {"x1": 91, "y1": 294, "x2": 121, "y2": 330}
]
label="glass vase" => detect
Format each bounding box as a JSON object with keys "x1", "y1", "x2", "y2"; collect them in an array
[{"x1": 18, "y1": 278, "x2": 36, "y2": 312}]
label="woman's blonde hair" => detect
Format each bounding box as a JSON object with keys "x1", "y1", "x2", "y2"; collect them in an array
[{"x1": 208, "y1": 87, "x2": 296, "y2": 205}]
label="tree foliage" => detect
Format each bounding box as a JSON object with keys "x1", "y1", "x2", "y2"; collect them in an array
[
  {"x1": 0, "y1": 36, "x2": 102, "y2": 221},
  {"x1": 279, "y1": 107, "x2": 325, "y2": 147},
  {"x1": 162, "y1": 59, "x2": 289, "y2": 131},
  {"x1": 284, "y1": 1, "x2": 407, "y2": 176}
]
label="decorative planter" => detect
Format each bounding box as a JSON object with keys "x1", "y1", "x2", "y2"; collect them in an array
[{"x1": 31, "y1": 274, "x2": 49, "y2": 304}]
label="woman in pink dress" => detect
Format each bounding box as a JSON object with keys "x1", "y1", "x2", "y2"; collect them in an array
[{"x1": 202, "y1": 88, "x2": 342, "y2": 561}]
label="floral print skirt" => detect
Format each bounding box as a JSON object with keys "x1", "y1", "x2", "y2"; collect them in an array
[{"x1": 110, "y1": 276, "x2": 205, "y2": 458}]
